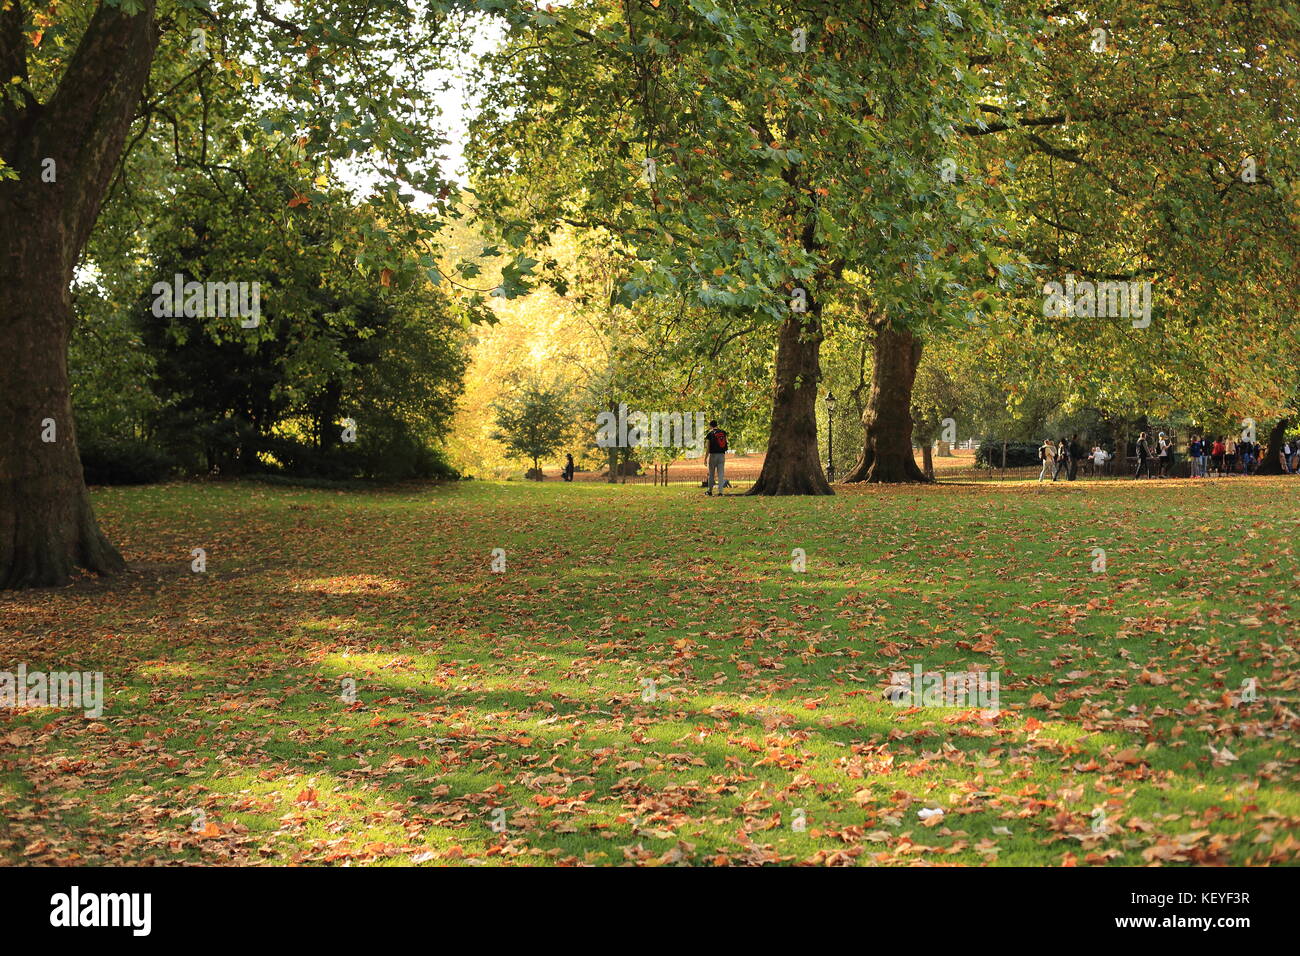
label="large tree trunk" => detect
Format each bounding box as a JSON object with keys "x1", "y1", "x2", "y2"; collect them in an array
[
  {"x1": 843, "y1": 323, "x2": 931, "y2": 483},
  {"x1": 0, "y1": 257, "x2": 127, "y2": 587},
  {"x1": 747, "y1": 309, "x2": 832, "y2": 496},
  {"x1": 0, "y1": 1, "x2": 158, "y2": 589},
  {"x1": 1256, "y1": 417, "x2": 1289, "y2": 475}
]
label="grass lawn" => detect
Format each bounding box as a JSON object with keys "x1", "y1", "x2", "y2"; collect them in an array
[{"x1": 1, "y1": 477, "x2": 1297, "y2": 866}]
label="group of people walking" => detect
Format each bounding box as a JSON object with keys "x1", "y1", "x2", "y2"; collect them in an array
[
  {"x1": 1133, "y1": 432, "x2": 1282, "y2": 478},
  {"x1": 1130, "y1": 431, "x2": 1174, "y2": 479},
  {"x1": 1181, "y1": 434, "x2": 1300, "y2": 476},
  {"x1": 1039, "y1": 431, "x2": 1300, "y2": 480},
  {"x1": 1037, "y1": 435, "x2": 1109, "y2": 482}
]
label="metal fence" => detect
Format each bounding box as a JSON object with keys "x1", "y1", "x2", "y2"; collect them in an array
[
  {"x1": 945, "y1": 456, "x2": 1253, "y2": 481},
  {"x1": 543, "y1": 451, "x2": 1262, "y2": 484},
  {"x1": 563, "y1": 460, "x2": 766, "y2": 485}
]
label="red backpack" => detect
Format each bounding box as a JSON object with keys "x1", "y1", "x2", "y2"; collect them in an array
[{"x1": 712, "y1": 429, "x2": 728, "y2": 452}]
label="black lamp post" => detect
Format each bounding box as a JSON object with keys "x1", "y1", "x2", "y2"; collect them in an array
[{"x1": 825, "y1": 390, "x2": 837, "y2": 482}]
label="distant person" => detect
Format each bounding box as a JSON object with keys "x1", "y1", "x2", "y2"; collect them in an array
[
  {"x1": 1068, "y1": 434, "x2": 1082, "y2": 480},
  {"x1": 1053, "y1": 436, "x2": 1071, "y2": 482},
  {"x1": 1134, "y1": 432, "x2": 1153, "y2": 479},
  {"x1": 1240, "y1": 439, "x2": 1255, "y2": 475},
  {"x1": 1225, "y1": 437, "x2": 1237, "y2": 474},
  {"x1": 1156, "y1": 432, "x2": 1171, "y2": 477},
  {"x1": 705, "y1": 420, "x2": 729, "y2": 496},
  {"x1": 1280, "y1": 440, "x2": 1293, "y2": 475},
  {"x1": 1037, "y1": 439, "x2": 1054, "y2": 482},
  {"x1": 1211, "y1": 437, "x2": 1225, "y2": 476},
  {"x1": 562, "y1": 454, "x2": 575, "y2": 482},
  {"x1": 1188, "y1": 435, "x2": 1202, "y2": 477},
  {"x1": 1291, "y1": 439, "x2": 1300, "y2": 474},
  {"x1": 1091, "y1": 444, "x2": 1109, "y2": 477}
]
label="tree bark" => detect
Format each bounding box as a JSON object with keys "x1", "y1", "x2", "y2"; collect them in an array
[
  {"x1": 1256, "y1": 417, "x2": 1289, "y2": 475},
  {"x1": 0, "y1": 1, "x2": 158, "y2": 588},
  {"x1": 0, "y1": 282, "x2": 127, "y2": 588},
  {"x1": 747, "y1": 309, "x2": 832, "y2": 496},
  {"x1": 843, "y1": 323, "x2": 931, "y2": 483}
]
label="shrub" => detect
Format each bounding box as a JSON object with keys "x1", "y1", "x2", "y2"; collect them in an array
[
  {"x1": 352, "y1": 433, "x2": 460, "y2": 481},
  {"x1": 260, "y1": 437, "x2": 357, "y2": 480},
  {"x1": 260, "y1": 434, "x2": 460, "y2": 482},
  {"x1": 80, "y1": 437, "x2": 175, "y2": 485},
  {"x1": 974, "y1": 439, "x2": 1042, "y2": 468}
]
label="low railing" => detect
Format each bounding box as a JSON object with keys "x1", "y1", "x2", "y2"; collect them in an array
[
  {"x1": 565, "y1": 462, "x2": 766, "y2": 485},
  {"x1": 946, "y1": 457, "x2": 1251, "y2": 480},
  {"x1": 542, "y1": 452, "x2": 1264, "y2": 484}
]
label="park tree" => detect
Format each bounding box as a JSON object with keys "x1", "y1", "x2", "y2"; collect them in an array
[
  {"x1": 909, "y1": 336, "x2": 968, "y2": 478},
  {"x1": 956, "y1": 1, "x2": 1300, "y2": 462},
  {"x1": 491, "y1": 377, "x2": 574, "y2": 478},
  {"x1": 827, "y1": 0, "x2": 1300, "y2": 483},
  {"x1": 0, "y1": 0, "x2": 520, "y2": 588},
  {"x1": 128, "y1": 142, "x2": 465, "y2": 478},
  {"x1": 469, "y1": 0, "x2": 1022, "y2": 493},
  {"x1": 554, "y1": 232, "x2": 774, "y2": 474},
  {"x1": 442, "y1": 226, "x2": 721, "y2": 479}
]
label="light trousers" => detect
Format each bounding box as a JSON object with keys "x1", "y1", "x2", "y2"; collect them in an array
[{"x1": 707, "y1": 453, "x2": 726, "y2": 493}]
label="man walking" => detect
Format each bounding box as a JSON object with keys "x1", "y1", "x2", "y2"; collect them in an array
[
  {"x1": 1053, "y1": 436, "x2": 1070, "y2": 482},
  {"x1": 1037, "y1": 439, "x2": 1054, "y2": 482},
  {"x1": 1090, "y1": 444, "x2": 1109, "y2": 477},
  {"x1": 705, "y1": 420, "x2": 729, "y2": 496},
  {"x1": 1134, "y1": 432, "x2": 1153, "y2": 479}
]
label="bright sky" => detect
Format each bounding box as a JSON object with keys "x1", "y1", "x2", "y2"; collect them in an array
[
  {"x1": 335, "y1": 15, "x2": 505, "y2": 200},
  {"x1": 437, "y1": 19, "x2": 507, "y2": 185}
]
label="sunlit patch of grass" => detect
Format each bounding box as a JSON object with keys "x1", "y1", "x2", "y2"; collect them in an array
[
  {"x1": 134, "y1": 661, "x2": 215, "y2": 680},
  {"x1": 292, "y1": 574, "x2": 408, "y2": 595}
]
